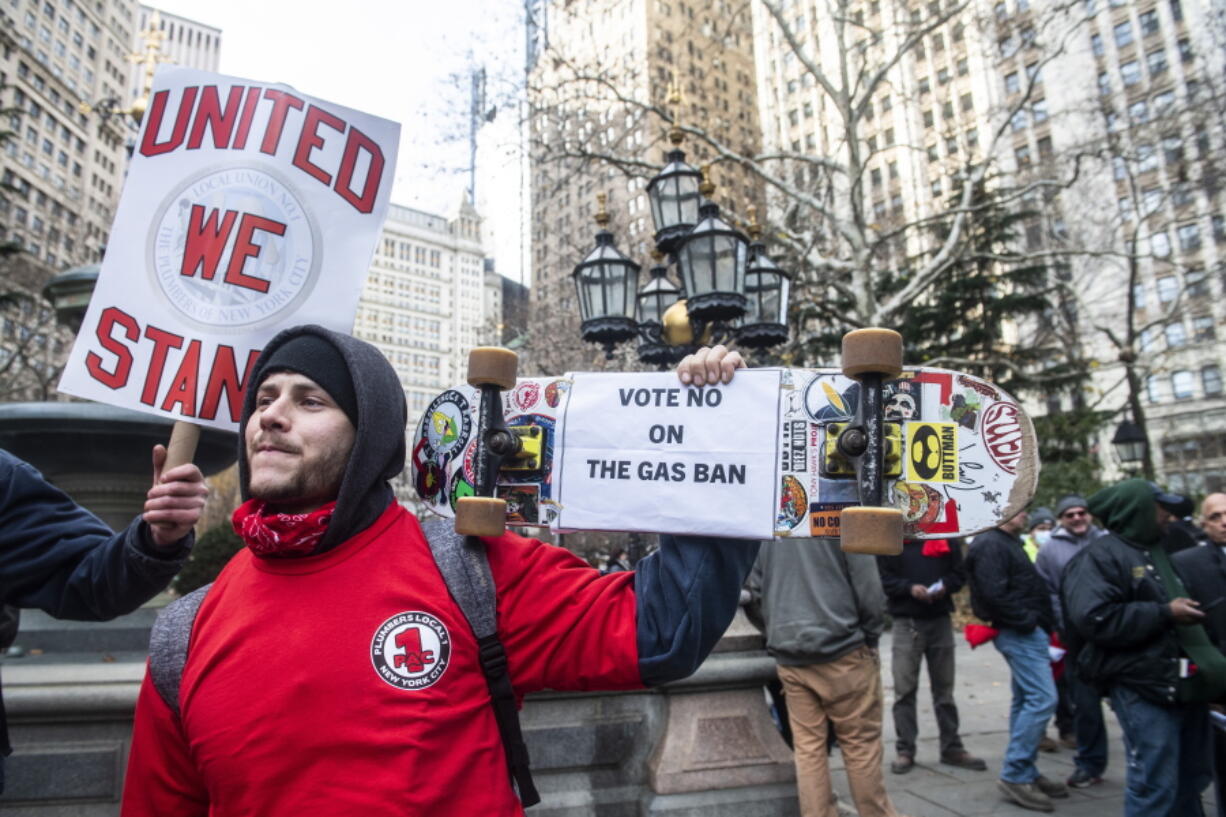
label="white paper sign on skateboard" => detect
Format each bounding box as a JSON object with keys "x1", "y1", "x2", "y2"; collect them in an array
[{"x1": 554, "y1": 371, "x2": 780, "y2": 539}]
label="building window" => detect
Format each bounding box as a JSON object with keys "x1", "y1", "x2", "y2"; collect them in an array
[
  {"x1": 1151, "y1": 231, "x2": 1171, "y2": 257},
  {"x1": 1140, "y1": 10, "x2": 1160, "y2": 35},
  {"x1": 1166, "y1": 322, "x2": 1187, "y2": 348},
  {"x1": 1148, "y1": 49, "x2": 1167, "y2": 76},
  {"x1": 1203, "y1": 365, "x2": 1223, "y2": 397},
  {"x1": 1172, "y1": 369, "x2": 1194, "y2": 400},
  {"x1": 1091, "y1": 33, "x2": 1103, "y2": 55},
  {"x1": 1178, "y1": 38, "x2": 1193, "y2": 62},
  {"x1": 1146, "y1": 374, "x2": 1162, "y2": 402},
  {"x1": 1170, "y1": 0, "x2": 1182, "y2": 23},
  {"x1": 1157, "y1": 275, "x2": 1178, "y2": 302},
  {"x1": 1193, "y1": 315, "x2": 1216, "y2": 342},
  {"x1": 1121, "y1": 60, "x2": 1141, "y2": 86},
  {"x1": 1005, "y1": 72, "x2": 1020, "y2": 94},
  {"x1": 1178, "y1": 223, "x2": 1202, "y2": 252},
  {"x1": 1098, "y1": 72, "x2": 1111, "y2": 95},
  {"x1": 1114, "y1": 21, "x2": 1133, "y2": 47},
  {"x1": 1186, "y1": 267, "x2": 1208, "y2": 296}
]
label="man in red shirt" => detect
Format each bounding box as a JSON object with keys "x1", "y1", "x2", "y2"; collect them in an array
[{"x1": 121, "y1": 327, "x2": 756, "y2": 816}]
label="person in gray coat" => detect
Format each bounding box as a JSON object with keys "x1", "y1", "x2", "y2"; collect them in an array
[
  {"x1": 1034, "y1": 494, "x2": 1108, "y2": 789},
  {"x1": 744, "y1": 538, "x2": 908, "y2": 817}
]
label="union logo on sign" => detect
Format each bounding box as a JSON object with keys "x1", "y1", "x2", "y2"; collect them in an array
[{"x1": 147, "y1": 164, "x2": 321, "y2": 333}]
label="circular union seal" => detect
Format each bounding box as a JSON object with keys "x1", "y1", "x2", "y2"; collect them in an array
[
  {"x1": 513, "y1": 381, "x2": 541, "y2": 412},
  {"x1": 420, "y1": 391, "x2": 472, "y2": 457},
  {"x1": 370, "y1": 611, "x2": 451, "y2": 691},
  {"x1": 147, "y1": 164, "x2": 321, "y2": 333}
]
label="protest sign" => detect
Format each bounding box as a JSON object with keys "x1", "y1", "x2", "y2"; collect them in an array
[
  {"x1": 59, "y1": 66, "x2": 399, "y2": 431},
  {"x1": 553, "y1": 370, "x2": 781, "y2": 539}
]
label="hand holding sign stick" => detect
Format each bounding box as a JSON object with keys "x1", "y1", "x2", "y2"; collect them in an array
[{"x1": 143, "y1": 421, "x2": 208, "y2": 551}]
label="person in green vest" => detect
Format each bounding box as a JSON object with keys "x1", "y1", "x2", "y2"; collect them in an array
[{"x1": 1062, "y1": 479, "x2": 1226, "y2": 817}]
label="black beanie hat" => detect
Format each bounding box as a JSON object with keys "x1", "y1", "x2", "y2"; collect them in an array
[{"x1": 254, "y1": 334, "x2": 359, "y2": 427}]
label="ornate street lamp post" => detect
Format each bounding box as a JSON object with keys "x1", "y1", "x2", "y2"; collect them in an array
[
  {"x1": 572, "y1": 86, "x2": 791, "y2": 366},
  {"x1": 1112, "y1": 419, "x2": 1149, "y2": 475},
  {"x1": 738, "y1": 208, "x2": 791, "y2": 350},
  {"x1": 572, "y1": 195, "x2": 642, "y2": 359}
]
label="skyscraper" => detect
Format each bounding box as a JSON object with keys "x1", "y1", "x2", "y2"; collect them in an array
[
  {"x1": 526, "y1": 0, "x2": 764, "y2": 372},
  {"x1": 750, "y1": 0, "x2": 1226, "y2": 489}
]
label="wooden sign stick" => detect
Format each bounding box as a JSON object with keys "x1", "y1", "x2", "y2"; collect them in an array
[{"x1": 165, "y1": 420, "x2": 202, "y2": 470}]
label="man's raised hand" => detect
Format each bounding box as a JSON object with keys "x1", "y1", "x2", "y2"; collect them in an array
[
  {"x1": 676, "y1": 345, "x2": 746, "y2": 386},
  {"x1": 143, "y1": 444, "x2": 208, "y2": 550}
]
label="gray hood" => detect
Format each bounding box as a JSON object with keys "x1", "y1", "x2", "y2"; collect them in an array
[{"x1": 238, "y1": 325, "x2": 406, "y2": 553}]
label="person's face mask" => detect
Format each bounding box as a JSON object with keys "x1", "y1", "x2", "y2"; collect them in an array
[{"x1": 1034, "y1": 530, "x2": 1052, "y2": 547}]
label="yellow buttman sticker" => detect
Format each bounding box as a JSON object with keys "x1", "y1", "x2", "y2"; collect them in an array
[{"x1": 906, "y1": 422, "x2": 958, "y2": 483}]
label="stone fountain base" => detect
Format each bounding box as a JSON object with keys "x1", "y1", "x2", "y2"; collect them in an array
[{"x1": 0, "y1": 402, "x2": 236, "y2": 530}]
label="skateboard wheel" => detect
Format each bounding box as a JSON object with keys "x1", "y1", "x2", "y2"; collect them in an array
[
  {"x1": 842, "y1": 328, "x2": 903, "y2": 379},
  {"x1": 468, "y1": 347, "x2": 518, "y2": 390},
  {"x1": 839, "y1": 506, "x2": 904, "y2": 555},
  {"x1": 455, "y1": 497, "x2": 507, "y2": 537}
]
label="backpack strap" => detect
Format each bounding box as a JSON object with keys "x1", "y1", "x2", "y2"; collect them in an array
[
  {"x1": 420, "y1": 517, "x2": 540, "y2": 807},
  {"x1": 149, "y1": 583, "x2": 212, "y2": 718}
]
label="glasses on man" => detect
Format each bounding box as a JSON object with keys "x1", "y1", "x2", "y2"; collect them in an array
[{"x1": 1061, "y1": 510, "x2": 1089, "y2": 519}]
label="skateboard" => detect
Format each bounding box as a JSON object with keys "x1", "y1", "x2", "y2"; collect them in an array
[{"x1": 410, "y1": 331, "x2": 1038, "y2": 554}]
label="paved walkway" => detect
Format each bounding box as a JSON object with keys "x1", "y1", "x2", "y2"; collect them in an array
[{"x1": 819, "y1": 629, "x2": 1219, "y2": 817}]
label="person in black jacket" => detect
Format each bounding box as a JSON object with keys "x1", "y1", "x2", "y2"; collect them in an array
[
  {"x1": 878, "y1": 537, "x2": 985, "y2": 775},
  {"x1": 1063, "y1": 479, "x2": 1223, "y2": 817},
  {"x1": 966, "y1": 509, "x2": 1066, "y2": 812},
  {"x1": 1172, "y1": 492, "x2": 1226, "y2": 817},
  {"x1": 0, "y1": 446, "x2": 206, "y2": 791}
]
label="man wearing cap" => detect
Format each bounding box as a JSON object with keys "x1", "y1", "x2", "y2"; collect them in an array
[
  {"x1": 121, "y1": 328, "x2": 759, "y2": 816},
  {"x1": 1035, "y1": 495, "x2": 1108, "y2": 787},
  {"x1": 1063, "y1": 479, "x2": 1226, "y2": 817},
  {"x1": 966, "y1": 509, "x2": 1067, "y2": 812},
  {"x1": 1022, "y1": 508, "x2": 1054, "y2": 562},
  {"x1": 877, "y1": 538, "x2": 985, "y2": 776}
]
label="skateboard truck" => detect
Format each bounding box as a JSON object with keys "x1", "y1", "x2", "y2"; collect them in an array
[
  {"x1": 835, "y1": 328, "x2": 906, "y2": 556},
  {"x1": 455, "y1": 347, "x2": 521, "y2": 537}
]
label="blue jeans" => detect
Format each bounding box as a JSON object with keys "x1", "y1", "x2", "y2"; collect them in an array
[
  {"x1": 1110, "y1": 684, "x2": 1210, "y2": 817},
  {"x1": 993, "y1": 627, "x2": 1057, "y2": 783}
]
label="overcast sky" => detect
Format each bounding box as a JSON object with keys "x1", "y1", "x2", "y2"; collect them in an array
[{"x1": 147, "y1": 0, "x2": 529, "y2": 281}]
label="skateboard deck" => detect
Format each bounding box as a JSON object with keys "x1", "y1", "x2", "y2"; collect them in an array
[{"x1": 410, "y1": 367, "x2": 1037, "y2": 541}]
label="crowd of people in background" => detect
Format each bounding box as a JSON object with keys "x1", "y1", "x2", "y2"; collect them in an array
[{"x1": 742, "y1": 480, "x2": 1226, "y2": 817}]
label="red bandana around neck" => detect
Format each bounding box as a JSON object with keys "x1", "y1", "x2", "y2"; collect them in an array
[
  {"x1": 921, "y1": 538, "x2": 951, "y2": 557},
  {"x1": 231, "y1": 499, "x2": 337, "y2": 557}
]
